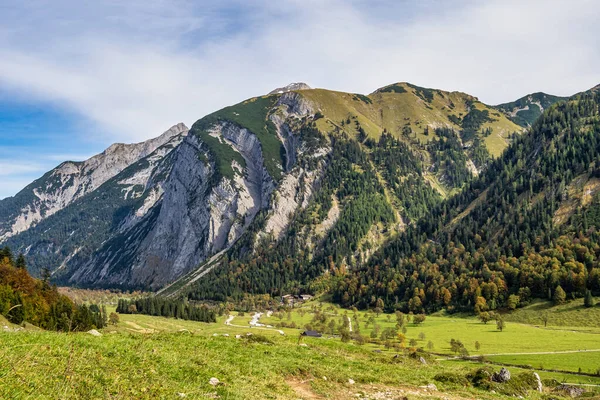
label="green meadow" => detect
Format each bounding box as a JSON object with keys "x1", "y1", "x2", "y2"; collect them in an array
[{"x1": 2, "y1": 300, "x2": 600, "y2": 399}]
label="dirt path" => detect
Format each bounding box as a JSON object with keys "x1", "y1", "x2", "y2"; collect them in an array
[
  {"x1": 124, "y1": 321, "x2": 155, "y2": 333},
  {"x1": 286, "y1": 379, "x2": 480, "y2": 400},
  {"x1": 224, "y1": 314, "x2": 284, "y2": 335},
  {"x1": 286, "y1": 379, "x2": 323, "y2": 400}
]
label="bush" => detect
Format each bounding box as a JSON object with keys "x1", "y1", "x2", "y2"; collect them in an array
[
  {"x1": 244, "y1": 334, "x2": 274, "y2": 345},
  {"x1": 433, "y1": 373, "x2": 469, "y2": 386}
]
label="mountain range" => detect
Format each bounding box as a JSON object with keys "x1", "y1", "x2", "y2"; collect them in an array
[{"x1": 1, "y1": 81, "x2": 598, "y2": 310}]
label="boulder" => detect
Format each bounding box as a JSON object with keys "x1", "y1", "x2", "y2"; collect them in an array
[
  {"x1": 348, "y1": 379, "x2": 355, "y2": 385},
  {"x1": 209, "y1": 377, "x2": 220, "y2": 386},
  {"x1": 87, "y1": 329, "x2": 102, "y2": 337},
  {"x1": 533, "y1": 372, "x2": 543, "y2": 392},
  {"x1": 491, "y1": 368, "x2": 511, "y2": 383},
  {"x1": 419, "y1": 383, "x2": 437, "y2": 391},
  {"x1": 554, "y1": 384, "x2": 585, "y2": 398}
]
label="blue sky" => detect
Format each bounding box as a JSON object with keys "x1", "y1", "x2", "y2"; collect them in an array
[{"x1": 1, "y1": 0, "x2": 599, "y2": 199}]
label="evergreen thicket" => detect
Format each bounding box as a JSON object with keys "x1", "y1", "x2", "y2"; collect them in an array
[{"x1": 116, "y1": 298, "x2": 216, "y2": 323}]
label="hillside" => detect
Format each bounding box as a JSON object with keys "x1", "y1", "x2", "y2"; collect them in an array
[
  {"x1": 495, "y1": 92, "x2": 568, "y2": 127},
  {"x1": 331, "y1": 89, "x2": 600, "y2": 313},
  {"x1": 0, "y1": 82, "x2": 522, "y2": 291},
  {"x1": 0, "y1": 248, "x2": 106, "y2": 331}
]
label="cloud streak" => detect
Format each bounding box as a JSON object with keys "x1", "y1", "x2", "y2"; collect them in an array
[{"x1": 0, "y1": 0, "x2": 599, "y2": 143}]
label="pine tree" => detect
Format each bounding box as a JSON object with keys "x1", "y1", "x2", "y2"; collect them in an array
[
  {"x1": 15, "y1": 254, "x2": 26, "y2": 270},
  {"x1": 584, "y1": 290, "x2": 595, "y2": 308}
]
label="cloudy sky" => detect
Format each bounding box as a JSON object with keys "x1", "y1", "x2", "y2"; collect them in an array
[{"x1": 0, "y1": 0, "x2": 599, "y2": 198}]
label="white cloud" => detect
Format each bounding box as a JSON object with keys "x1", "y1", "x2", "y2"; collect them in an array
[
  {"x1": 0, "y1": 161, "x2": 45, "y2": 176},
  {"x1": 0, "y1": 0, "x2": 598, "y2": 146}
]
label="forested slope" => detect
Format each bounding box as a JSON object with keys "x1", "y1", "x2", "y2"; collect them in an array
[{"x1": 331, "y1": 90, "x2": 600, "y2": 313}]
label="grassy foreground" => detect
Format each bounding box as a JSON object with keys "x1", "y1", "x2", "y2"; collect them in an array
[
  {"x1": 0, "y1": 322, "x2": 501, "y2": 400},
  {"x1": 2, "y1": 300, "x2": 600, "y2": 399}
]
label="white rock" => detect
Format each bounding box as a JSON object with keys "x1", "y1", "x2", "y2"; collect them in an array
[
  {"x1": 533, "y1": 372, "x2": 543, "y2": 392},
  {"x1": 209, "y1": 377, "x2": 220, "y2": 386},
  {"x1": 87, "y1": 329, "x2": 102, "y2": 337},
  {"x1": 348, "y1": 379, "x2": 355, "y2": 385}
]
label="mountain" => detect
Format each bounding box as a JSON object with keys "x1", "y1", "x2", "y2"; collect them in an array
[
  {"x1": 1, "y1": 82, "x2": 522, "y2": 291},
  {"x1": 495, "y1": 92, "x2": 568, "y2": 127},
  {"x1": 331, "y1": 89, "x2": 600, "y2": 313},
  {"x1": 0, "y1": 123, "x2": 188, "y2": 241}
]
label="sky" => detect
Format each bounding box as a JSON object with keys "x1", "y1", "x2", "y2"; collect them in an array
[{"x1": 0, "y1": 0, "x2": 599, "y2": 199}]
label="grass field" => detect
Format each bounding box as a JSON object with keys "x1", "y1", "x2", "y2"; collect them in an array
[
  {"x1": 0, "y1": 313, "x2": 531, "y2": 400},
  {"x1": 261, "y1": 300, "x2": 600, "y2": 378},
  {"x1": 486, "y1": 352, "x2": 600, "y2": 375},
  {"x1": 503, "y1": 298, "x2": 600, "y2": 328},
  {"x1": 2, "y1": 299, "x2": 600, "y2": 399}
]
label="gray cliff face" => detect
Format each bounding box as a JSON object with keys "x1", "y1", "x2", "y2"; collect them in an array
[
  {"x1": 3, "y1": 90, "x2": 333, "y2": 290},
  {"x1": 67, "y1": 119, "x2": 279, "y2": 288},
  {"x1": 130, "y1": 122, "x2": 275, "y2": 288},
  {"x1": 0, "y1": 123, "x2": 188, "y2": 242},
  {"x1": 268, "y1": 82, "x2": 312, "y2": 95}
]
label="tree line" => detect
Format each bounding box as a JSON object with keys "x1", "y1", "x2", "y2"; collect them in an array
[{"x1": 116, "y1": 297, "x2": 216, "y2": 323}]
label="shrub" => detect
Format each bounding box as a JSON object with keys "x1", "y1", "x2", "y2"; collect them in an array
[{"x1": 433, "y1": 373, "x2": 469, "y2": 386}]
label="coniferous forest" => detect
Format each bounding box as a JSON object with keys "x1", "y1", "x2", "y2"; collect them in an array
[
  {"x1": 332, "y1": 90, "x2": 600, "y2": 312},
  {"x1": 116, "y1": 298, "x2": 217, "y2": 323}
]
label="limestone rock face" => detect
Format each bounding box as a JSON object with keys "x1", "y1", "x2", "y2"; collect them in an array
[
  {"x1": 1, "y1": 89, "x2": 333, "y2": 290},
  {"x1": 0, "y1": 123, "x2": 188, "y2": 241},
  {"x1": 268, "y1": 82, "x2": 312, "y2": 95}
]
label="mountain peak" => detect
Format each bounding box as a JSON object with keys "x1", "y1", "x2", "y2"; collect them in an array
[{"x1": 268, "y1": 82, "x2": 311, "y2": 95}]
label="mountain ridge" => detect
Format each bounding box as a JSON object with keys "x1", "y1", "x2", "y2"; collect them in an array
[
  {"x1": 0, "y1": 123, "x2": 188, "y2": 242},
  {"x1": 1, "y1": 81, "x2": 573, "y2": 294}
]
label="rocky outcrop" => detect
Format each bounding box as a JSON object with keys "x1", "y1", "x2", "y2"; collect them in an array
[
  {"x1": 0, "y1": 123, "x2": 188, "y2": 241},
  {"x1": 268, "y1": 82, "x2": 312, "y2": 95},
  {"x1": 491, "y1": 368, "x2": 511, "y2": 383},
  {"x1": 67, "y1": 118, "x2": 278, "y2": 288}
]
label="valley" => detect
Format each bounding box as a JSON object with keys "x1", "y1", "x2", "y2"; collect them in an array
[{"x1": 2, "y1": 82, "x2": 600, "y2": 399}]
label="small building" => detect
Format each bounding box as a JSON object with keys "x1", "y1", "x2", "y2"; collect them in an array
[{"x1": 301, "y1": 330, "x2": 322, "y2": 338}]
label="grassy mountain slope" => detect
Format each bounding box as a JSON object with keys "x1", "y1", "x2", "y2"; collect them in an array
[
  {"x1": 302, "y1": 82, "x2": 521, "y2": 157},
  {"x1": 0, "y1": 82, "x2": 522, "y2": 293}
]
